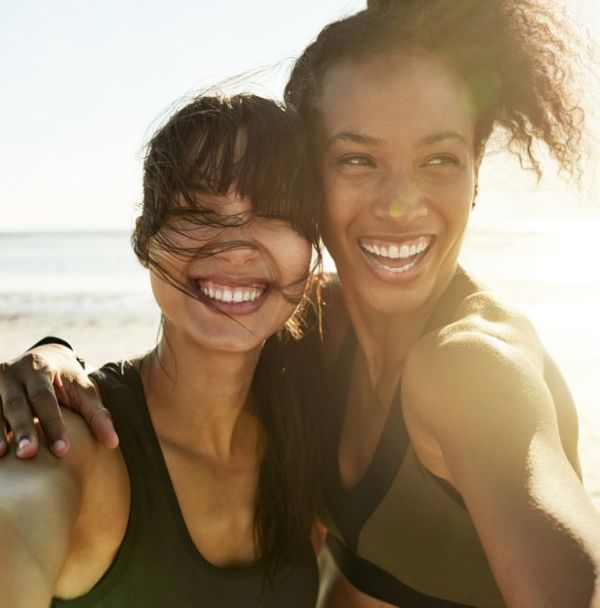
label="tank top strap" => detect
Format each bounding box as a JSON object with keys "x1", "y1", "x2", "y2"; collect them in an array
[
  {"x1": 423, "y1": 268, "x2": 480, "y2": 334},
  {"x1": 92, "y1": 360, "x2": 170, "y2": 490},
  {"x1": 90, "y1": 361, "x2": 183, "y2": 538}
]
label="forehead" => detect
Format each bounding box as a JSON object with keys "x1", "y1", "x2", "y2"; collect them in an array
[{"x1": 317, "y1": 52, "x2": 474, "y2": 145}]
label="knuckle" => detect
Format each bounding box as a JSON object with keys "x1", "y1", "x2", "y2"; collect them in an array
[
  {"x1": 38, "y1": 413, "x2": 65, "y2": 432},
  {"x1": 26, "y1": 352, "x2": 51, "y2": 373},
  {"x1": 1, "y1": 394, "x2": 29, "y2": 416},
  {"x1": 28, "y1": 388, "x2": 56, "y2": 407},
  {"x1": 88, "y1": 407, "x2": 112, "y2": 425}
]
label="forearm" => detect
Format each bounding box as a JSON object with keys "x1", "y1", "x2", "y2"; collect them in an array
[{"x1": 501, "y1": 524, "x2": 600, "y2": 608}]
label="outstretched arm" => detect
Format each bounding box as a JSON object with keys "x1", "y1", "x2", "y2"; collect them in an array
[
  {"x1": 404, "y1": 330, "x2": 600, "y2": 607},
  {"x1": 0, "y1": 339, "x2": 118, "y2": 459}
]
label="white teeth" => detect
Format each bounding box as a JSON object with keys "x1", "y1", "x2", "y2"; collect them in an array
[
  {"x1": 362, "y1": 237, "x2": 430, "y2": 260},
  {"x1": 199, "y1": 282, "x2": 264, "y2": 304}
]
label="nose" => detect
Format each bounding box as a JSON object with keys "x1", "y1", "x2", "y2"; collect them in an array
[
  {"x1": 370, "y1": 169, "x2": 428, "y2": 223},
  {"x1": 214, "y1": 239, "x2": 262, "y2": 267}
]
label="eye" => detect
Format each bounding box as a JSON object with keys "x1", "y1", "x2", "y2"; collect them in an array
[
  {"x1": 337, "y1": 154, "x2": 376, "y2": 169},
  {"x1": 423, "y1": 154, "x2": 460, "y2": 168}
]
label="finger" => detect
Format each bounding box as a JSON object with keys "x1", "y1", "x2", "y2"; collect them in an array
[
  {"x1": 25, "y1": 377, "x2": 69, "y2": 458},
  {"x1": 0, "y1": 409, "x2": 8, "y2": 457},
  {"x1": 0, "y1": 378, "x2": 40, "y2": 459},
  {"x1": 68, "y1": 381, "x2": 119, "y2": 449}
]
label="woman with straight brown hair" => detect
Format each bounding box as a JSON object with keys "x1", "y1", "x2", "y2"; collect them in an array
[{"x1": 0, "y1": 93, "x2": 325, "y2": 607}]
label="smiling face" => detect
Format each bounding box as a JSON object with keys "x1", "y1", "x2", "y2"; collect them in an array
[
  {"x1": 148, "y1": 191, "x2": 312, "y2": 353},
  {"x1": 317, "y1": 51, "x2": 477, "y2": 316}
]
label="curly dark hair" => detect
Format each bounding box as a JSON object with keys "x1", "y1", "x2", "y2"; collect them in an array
[{"x1": 285, "y1": 0, "x2": 584, "y2": 179}]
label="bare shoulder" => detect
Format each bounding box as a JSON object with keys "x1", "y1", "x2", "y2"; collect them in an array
[
  {"x1": 448, "y1": 289, "x2": 543, "y2": 355},
  {"x1": 402, "y1": 288, "x2": 569, "y2": 460},
  {"x1": 0, "y1": 410, "x2": 102, "y2": 606},
  {"x1": 0, "y1": 409, "x2": 99, "y2": 513},
  {"x1": 407, "y1": 288, "x2": 544, "y2": 377},
  {"x1": 432, "y1": 291, "x2": 576, "y2": 441}
]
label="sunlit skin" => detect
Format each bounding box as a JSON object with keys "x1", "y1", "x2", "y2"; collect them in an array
[
  {"x1": 315, "y1": 52, "x2": 600, "y2": 608},
  {"x1": 1, "y1": 54, "x2": 600, "y2": 608},
  {"x1": 150, "y1": 192, "x2": 312, "y2": 354},
  {"x1": 320, "y1": 52, "x2": 477, "y2": 327}
]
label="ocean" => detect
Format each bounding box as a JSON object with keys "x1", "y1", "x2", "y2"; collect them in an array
[
  {"x1": 0, "y1": 223, "x2": 599, "y2": 505},
  {"x1": 0, "y1": 231, "x2": 155, "y2": 321}
]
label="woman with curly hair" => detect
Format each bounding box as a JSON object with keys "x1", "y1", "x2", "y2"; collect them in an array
[
  {"x1": 2, "y1": 1, "x2": 600, "y2": 606},
  {"x1": 282, "y1": 1, "x2": 600, "y2": 605}
]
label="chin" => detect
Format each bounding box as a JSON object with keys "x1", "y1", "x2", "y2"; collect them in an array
[
  {"x1": 191, "y1": 321, "x2": 270, "y2": 353},
  {"x1": 361, "y1": 285, "x2": 431, "y2": 317}
]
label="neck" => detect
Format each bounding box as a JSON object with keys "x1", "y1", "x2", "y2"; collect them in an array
[
  {"x1": 140, "y1": 326, "x2": 263, "y2": 464},
  {"x1": 341, "y1": 268, "x2": 457, "y2": 399}
]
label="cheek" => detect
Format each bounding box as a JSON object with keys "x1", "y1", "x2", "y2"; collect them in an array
[
  {"x1": 149, "y1": 270, "x2": 183, "y2": 318},
  {"x1": 432, "y1": 178, "x2": 475, "y2": 221},
  {"x1": 285, "y1": 234, "x2": 312, "y2": 278},
  {"x1": 322, "y1": 186, "x2": 357, "y2": 250},
  {"x1": 322, "y1": 170, "x2": 372, "y2": 230}
]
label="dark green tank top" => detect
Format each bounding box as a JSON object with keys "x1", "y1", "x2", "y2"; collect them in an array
[
  {"x1": 52, "y1": 361, "x2": 318, "y2": 608},
  {"x1": 320, "y1": 271, "x2": 506, "y2": 608}
]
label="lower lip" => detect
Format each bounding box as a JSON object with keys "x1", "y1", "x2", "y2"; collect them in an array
[{"x1": 358, "y1": 242, "x2": 433, "y2": 282}]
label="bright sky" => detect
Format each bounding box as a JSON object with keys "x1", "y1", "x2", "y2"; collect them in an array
[{"x1": 1, "y1": 0, "x2": 598, "y2": 231}]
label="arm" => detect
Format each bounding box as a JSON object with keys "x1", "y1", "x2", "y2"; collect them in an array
[
  {"x1": 404, "y1": 330, "x2": 600, "y2": 607},
  {"x1": 0, "y1": 341, "x2": 118, "y2": 459},
  {"x1": 0, "y1": 412, "x2": 94, "y2": 607}
]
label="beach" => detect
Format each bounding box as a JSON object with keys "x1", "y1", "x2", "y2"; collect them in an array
[{"x1": 1, "y1": 225, "x2": 599, "y2": 509}]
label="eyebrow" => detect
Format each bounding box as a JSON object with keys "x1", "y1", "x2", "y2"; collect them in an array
[
  {"x1": 326, "y1": 130, "x2": 468, "y2": 148},
  {"x1": 420, "y1": 132, "x2": 468, "y2": 146},
  {"x1": 326, "y1": 131, "x2": 382, "y2": 147}
]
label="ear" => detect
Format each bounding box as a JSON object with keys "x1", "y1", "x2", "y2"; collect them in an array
[
  {"x1": 471, "y1": 155, "x2": 482, "y2": 209},
  {"x1": 471, "y1": 183, "x2": 479, "y2": 210}
]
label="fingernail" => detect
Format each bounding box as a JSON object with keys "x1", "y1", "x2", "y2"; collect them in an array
[
  {"x1": 17, "y1": 438, "x2": 32, "y2": 452},
  {"x1": 53, "y1": 439, "x2": 67, "y2": 454}
]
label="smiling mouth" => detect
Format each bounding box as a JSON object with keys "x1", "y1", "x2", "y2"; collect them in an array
[
  {"x1": 359, "y1": 235, "x2": 433, "y2": 274},
  {"x1": 193, "y1": 279, "x2": 270, "y2": 311}
]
